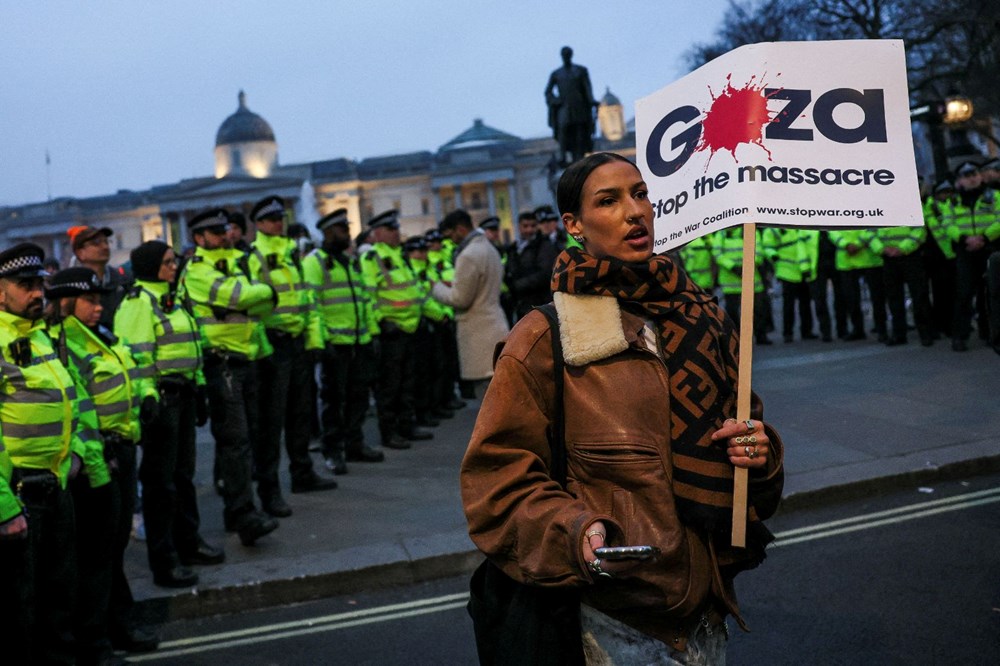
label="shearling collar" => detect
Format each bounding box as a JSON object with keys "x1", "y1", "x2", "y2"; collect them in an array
[{"x1": 552, "y1": 292, "x2": 646, "y2": 366}]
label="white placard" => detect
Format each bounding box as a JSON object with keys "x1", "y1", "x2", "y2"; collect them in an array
[{"x1": 634, "y1": 40, "x2": 922, "y2": 252}]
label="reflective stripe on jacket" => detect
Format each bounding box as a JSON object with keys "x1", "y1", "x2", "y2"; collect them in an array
[
  {"x1": 302, "y1": 248, "x2": 374, "y2": 345},
  {"x1": 0, "y1": 311, "x2": 83, "y2": 521},
  {"x1": 115, "y1": 280, "x2": 205, "y2": 384}
]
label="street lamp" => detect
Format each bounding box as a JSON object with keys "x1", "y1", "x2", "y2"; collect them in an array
[
  {"x1": 911, "y1": 94, "x2": 976, "y2": 181},
  {"x1": 943, "y1": 95, "x2": 974, "y2": 124}
]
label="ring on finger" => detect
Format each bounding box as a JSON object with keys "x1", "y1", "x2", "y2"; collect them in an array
[
  {"x1": 747, "y1": 435, "x2": 757, "y2": 444},
  {"x1": 585, "y1": 529, "x2": 606, "y2": 541},
  {"x1": 745, "y1": 420, "x2": 756, "y2": 433},
  {"x1": 734, "y1": 435, "x2": 746, "y2": 445},
  {"x1": 748, "y1": 447, "x2": 759, "y2": 459}
]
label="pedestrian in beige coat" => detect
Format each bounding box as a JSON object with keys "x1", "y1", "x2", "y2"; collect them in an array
[{"x1": 432, "y1": 210, "x2": 510, "y2": 390}]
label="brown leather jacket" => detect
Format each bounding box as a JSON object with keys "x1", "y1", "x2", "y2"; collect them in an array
[{"x1": 461, "y1": 292, "x2": 784, "y2": 647}]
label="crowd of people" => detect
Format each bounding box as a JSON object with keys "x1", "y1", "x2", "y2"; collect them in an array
[{"x1": 2, "y1": 152, "x2": 998, "y2": 663}]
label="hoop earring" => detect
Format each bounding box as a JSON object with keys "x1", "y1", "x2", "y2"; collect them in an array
[{"x1": 572, "y1": 234, "x2": 586, "y2": 243}]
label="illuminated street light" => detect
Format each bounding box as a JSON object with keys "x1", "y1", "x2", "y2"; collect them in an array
[{"x1": 943, "y1": 95, "x2": 974, "y2": 125}]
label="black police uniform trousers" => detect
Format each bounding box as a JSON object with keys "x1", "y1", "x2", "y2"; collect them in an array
[
  {"x1": 255, "y1": 331, "x2": 316, "y2": 495},
  {"x1": 70, "y1": 467, "x2": 116, "y2": 664},
  {"x1": 204, "y1": 354, "x2": 259, "y2": 525},
  {"x1": 778, "y1": 279, "x2": 814, "y2": 339},
  {"x1": 723, "y1": 290, "x2": 771, "y2": 342},
  {"x1": 923, "y1": 241, "x2": 956, "y2": 338},
  {"x1": 952, "y1": 243, "x2": 993, "y2": 342},
  {"x1": 139, "y1": 378, "x2": 201, "y2": 575},
  {"x1": 0, "y1": 470, "x2": 77, "y2": 665},
  {"x1": 375, "y1": 326, "x2": 417, "y2": 441},
  {"x1": 108, "y1": 437, "x2": 139, "y2": 642},
  {"x1": 435, "y1": 319, "x2": 461, "y2": 409},
  {"x1": 840, "y1": 266, "x2": 888, "y2": 339},
  {"x1": 883, "y1": 252, "x2": 933, "y2": 342},
  {"x1": 320, "y1": 342, "x2": 377, "y2": 458}
]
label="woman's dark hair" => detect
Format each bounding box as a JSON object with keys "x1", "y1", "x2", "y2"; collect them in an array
[{"x1": 557, "y1": 152, "x2": 637, "y2": 217}]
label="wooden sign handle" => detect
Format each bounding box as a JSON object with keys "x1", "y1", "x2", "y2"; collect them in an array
[{"x1": 731, "y1": 222, "x2": 756, "y2": 548}]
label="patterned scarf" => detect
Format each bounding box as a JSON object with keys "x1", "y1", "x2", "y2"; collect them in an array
[{"x1": 551, "y1": 246, "x2": 773, "y2": 569}]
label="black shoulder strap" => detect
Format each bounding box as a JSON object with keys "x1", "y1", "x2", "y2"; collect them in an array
[{"x1": 536, "y1": 303, "x2": 566, "y2": 488}]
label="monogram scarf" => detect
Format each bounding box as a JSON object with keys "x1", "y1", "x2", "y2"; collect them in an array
[{"x1": 551, "y1": 246, "x2": 773, "y2": 568}]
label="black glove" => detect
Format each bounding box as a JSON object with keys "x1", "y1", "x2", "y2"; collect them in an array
[
  {"x1": 379, "y1": 320, "x2": 400, "y2": 338},
  {"x1": 196, "y1": 386, "x2": 210, "y2": 427},
  {"x1": 140, "y1": 396, "x2": 159, "y2": 425}
]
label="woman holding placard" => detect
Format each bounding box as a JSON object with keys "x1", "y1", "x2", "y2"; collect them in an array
[{"x1": 463, "y1": 152, "x2": 784, "y2": 664}]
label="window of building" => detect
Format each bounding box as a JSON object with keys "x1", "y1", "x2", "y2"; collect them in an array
[
  {"x1": 421, "y1": 198, "x2": 430, "y2": 215},
  {"x1": 471, "y1": 191, "x2": 483, "y2": 210},
  {"x1": 393, "y1": 199, "x2": 402, "y2": 213}
]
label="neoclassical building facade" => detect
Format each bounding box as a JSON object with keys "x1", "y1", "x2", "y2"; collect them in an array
[{"x1": 0, "y1": 90, "x2": 634, "y2": 267}]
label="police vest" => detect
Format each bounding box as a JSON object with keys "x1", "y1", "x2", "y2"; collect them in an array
[
  {"x1": 0, "y1": 311, "x2": 82, "y2": 521},
  {"x1": 828, "y1": 229, "x2": 884, "y2": 271},
  {"x1": 874, "y1": 225, "x2": 926, "y2": 257},
  {"x1": 115, "y1": 279, "x2": 204, "y2": 384},
  {"x1": 360, "y1": 243, "x2": 424, "y2": 334},
  {"x1": 947, "y1": 191, "x2": 1000, "y2": 243},
  {"x1": 250, "y1": 233, "x2": 313, "y2": 338},
  {"x1": 923, "y1": 197, "x2": 956, "y2": 260},
  {"x1": 178, "y1": 247, "x2": 276, "y2": 360},
  {"x1": 715, "y1": 229, "x2": 764, "y2": 294},
  {"x1": 763, "y1": 228, "x2": 812, "y2": 283},
  {"x1": 60, "y1": 316, "x2": 151, "y2": 444},
  {"x1": 302, "y1": 248, "x2": 374, "y2": 346},
  {"x1": 679, "y1": 235, "x2": 715, "y2": 291}
]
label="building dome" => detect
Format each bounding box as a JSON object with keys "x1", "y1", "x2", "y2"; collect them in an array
[
  {"x1": 214, "y1": 90, "x2": 278, "y2": 178},
  {"x1": 215, "y1": 90, "x2": 276, "y2": 147},
  {"x1": 600, "y1": 87, "x2": 622, "y2": 107}
]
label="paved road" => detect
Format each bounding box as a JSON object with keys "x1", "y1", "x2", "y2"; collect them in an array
[{"x1": 128, "y1": 472, "x2": 1000, "y2": 665}]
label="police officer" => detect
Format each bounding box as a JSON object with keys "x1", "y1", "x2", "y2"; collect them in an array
[
  {"x1": 829, "y1": 228, "x2": 888, "y2": 342},
  {"x1": 302, "y1": 208, "x2": 384, "y2": 473},
  {"x1": 762, "y1": 227, "x2": 817, "y2": 343},
  {"x1": 678, "y1": 233, "x2": 715, "y2": 293},
  {"x1": 924, "y1": 180, "x2": 958, "y2": 339},
  {"x1": 178, "y1": 208, "x2": 279, "y2": 546},
  {"x1": 715, "y1": 227, "x2": 772, "y2": 344},
  {"x1": 360, "y1": 210, "x2": 432, "y2": 449},
  {"x1": 116, "y1": 241, "x2": 223, "y2": 587},
  {"x1": 0, "y1": 243, "x2": 84, "y2": 664},
  {"x1": 875, "y1": 224, "x2": 933, "y2": 346},
  {"x1": 425, "y1": 229, "x2": 464, "y2": 414},
  {"x1": 248, "y1": 196, "x2": 334, "y2": 507},
  {"x1": 948, "y1": 161, "x2": 1000, "y2": 351},
  {"x1": 47, "y1": 266, "x2": 158, "y2": 661}
]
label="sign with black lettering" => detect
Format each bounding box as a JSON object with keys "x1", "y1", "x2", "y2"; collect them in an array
[{"x1": 635, "y1": 40, "x2": 921, "y2": 251}]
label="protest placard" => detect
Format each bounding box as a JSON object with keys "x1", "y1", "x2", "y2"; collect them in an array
[
  {"x1": 635, "y1": 39, "x2": 922, "y2": 253},
  {"x1": 634, "y1": 40, "x2": 922, "y2": 546}
]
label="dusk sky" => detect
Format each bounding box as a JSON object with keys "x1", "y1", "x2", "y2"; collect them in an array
[{"x1": 1, "y1": 1, "x2": 729, "y2": 206}]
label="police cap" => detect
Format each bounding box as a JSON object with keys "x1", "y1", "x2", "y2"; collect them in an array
[
  {"x1": 424, "y1": 229, "x2": 443, "y2": 243},
  {"x1": 251, "y1": 196, "x2": 286, "y2": 223},
  {"x1": 933, "y1": 180, "x2": 955, "y2": 194},
  {"x1": 317, "y1": 208, "x2": 349, "y2": 232},
  {"x1": 479, "y1": 216, "x2": 500, "y2": 231},
  {"x1": 45, "y1": 267, "x2": 110, "y2": 299},
  {"x1": 0, "y1": 242, "x2": 47, "y2": 279},
  {"x1": 955, "y1": 161, "x2": 980, "y2": 177},
  {"x1": 368, "y1": 210, "x2": 400, "y2": 230},
  {"x1": 981, "y1": 158, "x2": 1000, "y2": 172},
  {"x1": 403, "y1": 236, "x2": 428, "y2": 253},
  {"x1": 533, "y1": 205, "x2": 559, "y2": 222},
  {"x1": 188, "y1": 208, "x2": 230, "y2": 234}
]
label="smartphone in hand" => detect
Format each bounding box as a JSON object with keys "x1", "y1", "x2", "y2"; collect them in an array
[{"x1": 593, "y1": 545, "x2": 660, "y2": 561}]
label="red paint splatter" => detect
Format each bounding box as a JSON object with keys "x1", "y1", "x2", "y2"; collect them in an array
[{"x1": 696, "y1": 74, "x2": 776, "y2": 166}]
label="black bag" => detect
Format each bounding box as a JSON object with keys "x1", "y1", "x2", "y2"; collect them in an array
[{"x1": 467, "y1": 304, "x2": 585, "y2": 666}]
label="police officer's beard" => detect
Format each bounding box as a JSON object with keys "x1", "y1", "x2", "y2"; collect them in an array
[{"x1": 23, "y1": 298, "x2": 44, "y2": 321}]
